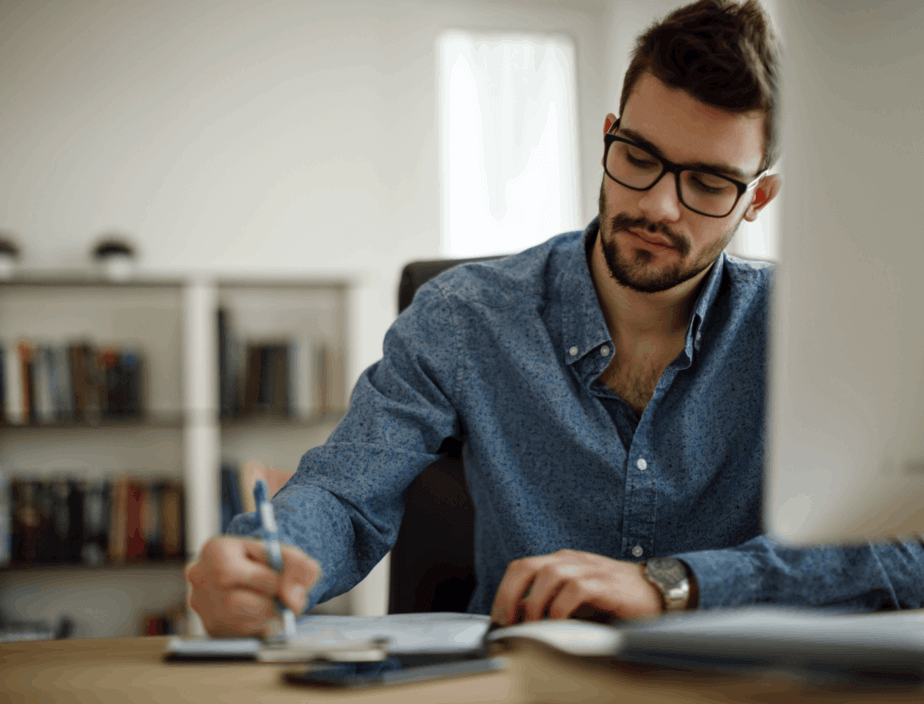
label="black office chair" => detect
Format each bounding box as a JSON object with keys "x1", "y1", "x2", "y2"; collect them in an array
[{"x1": 388, "y1": 256, "x2": 502, "y2": 614}]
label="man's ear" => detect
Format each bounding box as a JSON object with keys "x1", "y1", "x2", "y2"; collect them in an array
[
  {"x1": 602, "y1": 113, "x2": 618, "y2": 167},
  {"x1": 744, "y1": 174, "x2": 781, "y2": 222}
]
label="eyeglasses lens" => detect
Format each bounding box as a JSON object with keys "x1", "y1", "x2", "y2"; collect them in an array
[{"x1": 606, "y1": 141, "x2": 739, "y2": 217}]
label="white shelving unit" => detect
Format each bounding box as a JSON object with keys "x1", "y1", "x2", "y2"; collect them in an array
[{"x1": 0, "y1": 274, "x2": 350, "y2": 639}]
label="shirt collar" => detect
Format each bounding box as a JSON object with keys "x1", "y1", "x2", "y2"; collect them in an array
[
  {"x1": 559, "y1": 217, "x2": 728, "y2": 366},
  {"x1": 559, "y1": 217, "x2": 612, "y2": 366}
]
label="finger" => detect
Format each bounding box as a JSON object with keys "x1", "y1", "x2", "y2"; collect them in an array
[
  {"x1": 202, "y1": 590, "x2": 276, "y2": 637},
  {"x1": 207, "y1": 555, "x2": 279, "y2": 597},
  {"x1": 492, "y1": 558, "x2": 542, "y2": 626},
  {"x1": 521, "y1": 568, "x2": 567, "y2": 622},
  {"x1": 241, "y1": 540, "x2": 322, "y2": 611},
  {"x1": 547, "y1": 579, "x2": 606, "y2": 620},
  {"x1": 195, "y1": 538, "x2": 281, "y2": 596}
]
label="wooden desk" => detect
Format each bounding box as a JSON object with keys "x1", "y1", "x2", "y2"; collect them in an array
[{"x1": 3, "y1": 636, "x2": 923, "y2": 703}]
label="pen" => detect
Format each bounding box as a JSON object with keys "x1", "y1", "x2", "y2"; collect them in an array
[{"x1": 254, "y1": 479, "x2": 297, "y2": 641}]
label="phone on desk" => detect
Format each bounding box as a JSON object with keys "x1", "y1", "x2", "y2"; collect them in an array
[{"x1": 283, "y1": 653, "x2": 509, "y2": 688}]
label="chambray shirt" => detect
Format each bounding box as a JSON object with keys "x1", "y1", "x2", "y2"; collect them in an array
[{"x1": 227, "y1": 218, "x2": 924, "y2": 615}]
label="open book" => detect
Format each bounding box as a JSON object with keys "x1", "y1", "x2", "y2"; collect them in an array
[{"x1": 166, "y1": 607, "x2": 924, "y2": 684}]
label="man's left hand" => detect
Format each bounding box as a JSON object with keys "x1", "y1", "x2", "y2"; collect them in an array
[{"x1": 490, "y1": 549, "x2": 662, "y2": 626}]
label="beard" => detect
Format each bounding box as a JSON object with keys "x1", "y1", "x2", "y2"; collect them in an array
[{"x1": 597, "y1": 177, "x2": 744, "y2": 293}]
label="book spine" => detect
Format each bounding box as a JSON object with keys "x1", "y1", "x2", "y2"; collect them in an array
[
  {"x1": 0, "y1": 470, "x2": 9, "y2": 566},
  {"x1": 270, "y1": 344, "x2": 288, "y2": 415},
  {"x1": 242, "y1": 345, "x2": 262, "y2": 415},
  {"x1": 81, "y1": 477, "x2": 109, "y2": 565},
  {"x1": 160, "y1": 481, "x2": 184, "y2": 561},
  {"x1": 3, "y1": 342, "x2": 24, "y2": 425},
  {"x1": 18, "y1": 341, "x2": 34, "y2": 425},
  {"x1": 108, "y1": 476, "x2": 128, "y2": 564},
  {"x1": 51, "y1": 478, "x2": 71, "y2": 562},
  {"x1": 66, "y1": 478, "x2": 85, "y2": 563},
  {"x1": 286, "y1": 341, "x2": 299, "y2": 419},
  {"x1": 36, "y1": 480, "x2": 54, "y2": 563},
  {"x1": 125, "y1": 479, "x2": 146, "y2": 561},
  {"x1": 0, "y1": 344, "x2": 5, "y2": 425},
  {"x1": 122, "y1": 349, "x2": 142, "y2": 419},
  {"x1": 99, "y1": 348, "x2": 119, "y2": 419},
  {"x1": 31, "y1": 347, "x2": 53, "y2": 424},
  {"x1": 54, "y1": 345, "x2": 73, "y2": 422},
  {"x1": 144, "y1": 482, "x2": 163, "y2": 561}
]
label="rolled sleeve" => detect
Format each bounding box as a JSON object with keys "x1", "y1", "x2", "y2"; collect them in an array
[
  {"x1": 228, "y1": 280, "x2": 463, "y2": 608},
  {"x1": 676, "y1": 534, "x2": 924, "y2": 613}
]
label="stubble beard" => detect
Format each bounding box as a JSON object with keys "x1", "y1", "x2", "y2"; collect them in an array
[{"x1": 597, "y1": 177, "x2": 743, "y2": 294}]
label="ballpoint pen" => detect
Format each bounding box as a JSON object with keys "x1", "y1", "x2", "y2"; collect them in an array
[{"x1": 254, "y1": 479, "x2": 297, "y2": 641}]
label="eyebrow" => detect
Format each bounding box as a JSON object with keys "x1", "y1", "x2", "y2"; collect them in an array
[{"x1": 617, "y1": 126, "x2": 753, "y2": 182}]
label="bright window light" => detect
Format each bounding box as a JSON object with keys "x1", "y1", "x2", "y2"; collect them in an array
[{"x1": 439, "y1": 33, "x2": 581, "y2": 258}]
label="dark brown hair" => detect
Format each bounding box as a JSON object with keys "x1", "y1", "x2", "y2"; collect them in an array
[{"x1": 619, "y1": 0, "x2": 781, "y2": 171}]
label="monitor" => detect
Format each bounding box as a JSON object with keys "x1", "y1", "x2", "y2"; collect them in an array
[{"x1": 765, "y1": 0, "x2": 924, "y2": 545}]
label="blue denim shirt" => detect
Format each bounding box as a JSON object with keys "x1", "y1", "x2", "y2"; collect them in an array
[{"x1": 228, "y1": 218, "x2": 924, "y2": 615}]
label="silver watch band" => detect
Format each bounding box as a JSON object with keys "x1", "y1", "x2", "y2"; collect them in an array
[{"x1": 643, "y1": 557, "x2": 691, "y2": 611}]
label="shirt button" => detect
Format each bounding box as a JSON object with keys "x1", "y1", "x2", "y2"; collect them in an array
[
  {"x1": 569, "y1": 346, "x2": 578, "y2": 356},
  {"x1": 632, "y1": 545, "x2": 644, "y2": 558},
  {"x1": 600, "y1": 345, "x2": 610, "y2": 357},
  {"x1": 636, "y1": 458, "x2": 648, "y2": 471}
]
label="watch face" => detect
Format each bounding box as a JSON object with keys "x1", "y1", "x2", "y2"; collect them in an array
[{"x1": 647, "y1": 558, "x2": 686, "y2": 586}]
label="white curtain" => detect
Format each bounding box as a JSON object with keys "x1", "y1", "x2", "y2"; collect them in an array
[{"x1": 439, "y1": 33, "x2": 581, "y2": 257}]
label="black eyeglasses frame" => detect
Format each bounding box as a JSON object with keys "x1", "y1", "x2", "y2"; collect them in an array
[{"x1": 603, "y1": 119, "x2": 767, "y2": 219}]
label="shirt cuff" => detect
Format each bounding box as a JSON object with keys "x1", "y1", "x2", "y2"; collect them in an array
[{"x1": 674, "y1": 547, "x2": 761, "y2": 610}]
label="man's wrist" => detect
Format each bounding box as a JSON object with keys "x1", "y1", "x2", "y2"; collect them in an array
[
  {"x1": 643, "y1": 557, "x2": 697, "y2": 612},
  {"x1": 685, "y1": 562, "x2": 699, "y2": 609}
]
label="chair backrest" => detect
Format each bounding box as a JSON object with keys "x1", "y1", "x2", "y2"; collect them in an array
[{"x1": 387, "y1": 256, "x2": 501, "y2": 614}]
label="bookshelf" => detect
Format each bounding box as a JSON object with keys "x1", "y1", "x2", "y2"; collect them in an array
[{"x1": 0, "y1": 275, "x2": 349, "y2": 639}]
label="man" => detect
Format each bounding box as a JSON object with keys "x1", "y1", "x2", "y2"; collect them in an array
[{"x1": 186, "y1": 0, "x2": 924, "y2": 637}]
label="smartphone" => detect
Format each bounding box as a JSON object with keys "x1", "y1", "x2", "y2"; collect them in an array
[{"x1": 282, "y1": 653, "x2": 509, "y2": 688}]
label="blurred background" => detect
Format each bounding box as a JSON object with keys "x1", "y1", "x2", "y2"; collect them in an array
[{"x1": 0, "y1": 0, "x2": 780, "y2": 640}]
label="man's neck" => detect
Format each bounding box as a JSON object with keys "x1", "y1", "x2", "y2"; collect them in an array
[{"x1": 588, "y1": 231, "x2": 711, "y2": 346}]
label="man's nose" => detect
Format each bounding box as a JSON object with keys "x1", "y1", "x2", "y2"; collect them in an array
[{"x1": 637, "y1": 171, "x2": 682, "y2": 224}]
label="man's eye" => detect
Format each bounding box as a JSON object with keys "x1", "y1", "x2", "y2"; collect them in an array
[
  {"x1": 690, "y1": 175, "x2": 732, "y2": 194},
  {"x1": 626, "y1": 150, "x2": 657, "y2": 168}
]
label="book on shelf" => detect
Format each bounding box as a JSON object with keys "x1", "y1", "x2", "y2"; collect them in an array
[
  {"x1": 160, "y1": 481, "x2": 185, "y2": 561},
  {"x1": 0, "y1": 341, "x2": 145, "y2": 426},
  {"x1": 142, "y1": 601, "x2": 188, "y2": 637},
  {"x1": 216, "y1": 307, "x2": 344, "y2": 421},
  {"x1": 125, "y1": 480, "x2": 146, "y2": 562},
  {"x1": 3, "y1": 473, "x2": 186, "y2": 568},
  {"x1": 0, "y1": 471, "x2": 9, "y2": 566},
  {"x1": 81, "y1": 478, "x2": 110, "y2": 566}
]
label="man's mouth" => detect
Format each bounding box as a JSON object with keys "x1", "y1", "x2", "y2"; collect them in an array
[{"x1": 626, "y1": 228, "x2": 673, "y2": 249}]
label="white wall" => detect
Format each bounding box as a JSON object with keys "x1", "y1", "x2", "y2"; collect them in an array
[{"x1": 0, "y1": 0, "x2": 609, "y2": 388}]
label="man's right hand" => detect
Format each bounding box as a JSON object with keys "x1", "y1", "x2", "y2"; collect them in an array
[{"x1": 185, "y1": 536, "x2": 322, "y2": 638}]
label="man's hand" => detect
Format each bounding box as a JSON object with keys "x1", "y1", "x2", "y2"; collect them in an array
[
  {"x1": 185, "y1": 536, "x2": 321, "y2": 638},
  {"x1": 490, "y1": 549, "x2": 662, "y2": 626}
]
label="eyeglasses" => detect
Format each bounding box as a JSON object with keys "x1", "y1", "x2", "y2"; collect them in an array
[{"x1": 603, "y1": 119, "x2": 766, "y2": 218}]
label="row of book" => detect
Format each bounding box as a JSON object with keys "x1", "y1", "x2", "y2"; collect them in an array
[
  {"x1": 141, "y1": 602, "x2": 188, "y2": 637},
  {"x1": 0, "y1": 342, "x2": 144, "y2": 426},
  {"x1": 0, "y1": 473, "x2": 185, "y2": 567},
  {"x1": 217, "y1": 308, "x2": 344, "y2": 420}
]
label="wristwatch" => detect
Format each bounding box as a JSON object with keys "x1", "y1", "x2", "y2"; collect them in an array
[{"x1": 642, "y1": 557, "x2": 691, "y2": 612}]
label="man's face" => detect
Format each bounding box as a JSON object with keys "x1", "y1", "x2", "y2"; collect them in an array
[{"x1": 599, "y1": 72, "x2": 768, "y2": 294}]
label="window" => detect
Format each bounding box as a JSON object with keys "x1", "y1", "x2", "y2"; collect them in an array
[{"x1": 439, "y1": 33, "x2": 581, "y2": 257}]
